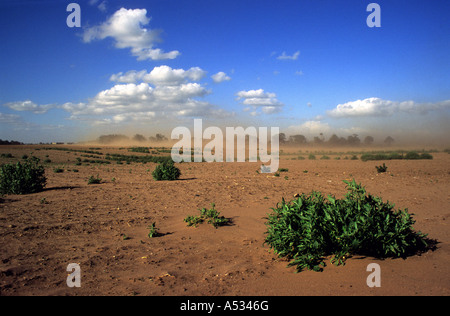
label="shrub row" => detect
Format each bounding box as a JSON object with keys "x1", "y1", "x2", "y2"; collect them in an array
[{"x1": 361, "y1": 151, "x2": 433, "y2": 161}]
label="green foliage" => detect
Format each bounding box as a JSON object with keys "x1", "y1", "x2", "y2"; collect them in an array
[
  {"x1": 184, "y1": 215, "x2": 204, "y2": 227},
  {"x1": 375, "y1": 163, "x2": 388, "y2": 173},
  {"x1": 184, "y1": 203, "x2": 230, "y2": 228},
  {"x1": 147, "y1": 222, "x2": 161, "y2": 238},
  {"x1": 152, "y1": 160, "x2": 181, "y2": 181},
  {"x1": 87, "y1": 175, "x2": 102, "y2": 185},
  {"x1": 128, "y1": 147, "x2": 150, "y2": 153},
  {"x1": 106, "y1": 153, "x2": 172, "y2": 164},
  {"x1": 0, "y1": 156, "x2": 47, "y2": 195},
  {"x1": 264, "y1": 179, "x2": 430, "y2": 272},
  {"x1": 53, "y1": 167, "x2": 64, "y2": 173},
  {"x1": 41, "y1": 147, "x2": 103, "y2": 155},
  {"x1": 361, "y1": 151, "x2": 433, "y2": 162}
]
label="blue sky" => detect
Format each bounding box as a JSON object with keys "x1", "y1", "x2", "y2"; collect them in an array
[{"x1": 0, "y1": 0, "x2": 449, "y2": 144}]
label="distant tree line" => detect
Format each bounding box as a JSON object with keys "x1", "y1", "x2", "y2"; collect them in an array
[
  {"x1": 279, "y1": 133, "x2": 395, "y2": 146},
  {"x1": 97, "y1": 134, "x2": 168, "y2": 144},
  {"x1": 0, "y1": 139, "x2": 23, "y2": 145}
]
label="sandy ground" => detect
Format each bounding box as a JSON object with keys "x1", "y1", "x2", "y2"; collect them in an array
[{"x1": 0, "y1": 145, "x2": 449, "y2": 296}]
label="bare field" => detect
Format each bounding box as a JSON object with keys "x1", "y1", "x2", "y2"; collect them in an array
[{"x1": 0, "y1": 145, "x2": 449, "y2": 296}]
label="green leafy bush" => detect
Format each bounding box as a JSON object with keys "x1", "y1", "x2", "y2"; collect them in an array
[
  {"x1": 264, "y1": 179, "x2": 430, "y2": 272},
  {"x1": 0, "y1": 156, "x2": 47, "y2": 195},
  {"x1": 152, "y1": 160, "x2": 181, "y2": 181}
]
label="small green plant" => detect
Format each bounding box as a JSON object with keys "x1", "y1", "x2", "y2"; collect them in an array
[
  {"x1": 147, "y1": 222, "x2": 161, "y2": 238},
  {"x1": 375, "y1": 163, "x2": 388, "y2": 173},
  {"x1": 53, "y1": 167, "x2": 64, "y2": 173},
  {"x1": 184, "y1": 203, "x2": 230, "y2": 228},
  {"x1": 152, "y1": 160, "x2": 181, "y2": 181},
  {"x1": 264, "y1": 179, "x2": 431, "y2": 273},
  {"x1": 308, "y1": 154, "x2": 316, "y2": 160},
  {"x1": 87, "y1": 175, "x2": 102, "y2": 185},
  {"x1": 0, "y1": 156, "x2": 47, "y2": 195},
  {"x1": 279, "y1": 168, "x2": 289, "y2": 172}
]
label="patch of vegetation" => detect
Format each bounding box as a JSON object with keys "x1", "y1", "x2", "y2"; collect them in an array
[
  {"x1": 184, "y1": 203, "x2": 230, "y2": 228},
  {"x1": 87, "y1": 174, "x2": 102, "y2": 185},
  {"x1": 152, "y1": 160, "x2": 181, "y2": 181},
  {"x1": 105, "y1": 153, "x2": 172, "y2": 164},
  {"x1": 264, "y1": 179, "x2": 431, "y2": 272},
  {"x1": 279, "y1": 168, "x2": 289, "y2": 172},
  {"x1": 361, "y1": 151, "x2": 433, "y2": 162},
  {"x1": 0, "y1": 156, "x2": 47, "y2": 195},
  {"x1": 53, "y1": 167, "x2": 64, "y2": 173},
  {"x1": 308, "y1": 154, "x2": 316, "y2": 160},
  {"x1": 375, "y1": 163, "x2": 388, "y2": 173},
  {"x1": 41, "y1": 147, "x2": 103, "y2": 155},
  {"x1": 0, "y1": 153, "x2": 14, "y2": 158},
  {"x1": 147, "y1": 222, "x2": 161, "y2": 238},
  {"x1": 128, "y1": 147, "x2": 150, "y2": 153}
]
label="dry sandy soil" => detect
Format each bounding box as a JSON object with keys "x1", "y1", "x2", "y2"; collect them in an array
[{"x1": 0, "y1": 145, "x2": 449, "y2": 296}]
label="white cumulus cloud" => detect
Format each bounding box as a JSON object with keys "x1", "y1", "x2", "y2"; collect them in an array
[
  {"x1": 236, "y1": 89, "x2": 283, "y2": 114},
  {"x1": 83, "y1": 8, "x2": 180, "y2": 61},
  {"x1": 4, "y1": 100, "x2": 53, "y2": 114},
  {"x1": 62, "y1": 65, "x2": 233, "y2": 124},
  {"x1": 211, "y1": 71, "x2": 231, "y2": 83},
  {"x1": 110, "y1": 65, "x2": 206, "y2": 86},
  {"x1": 327, "y1": 97, "x2": 450, "y2": 118}
]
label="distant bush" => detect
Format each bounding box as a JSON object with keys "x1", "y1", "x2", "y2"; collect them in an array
[
  {"x1": 404, "y1": 151, "x2": 420, "y2": 160},
  {"x1": 87, "y1": 175, "x2": 102, "y2": 185},
  {"x1": 0, "y1": 156, "x2": 47, "y2": 195},
  {"x1": 152, "y1": 160, "x2": 181, "y2": 181},
  {"x1": 375, "y1": 163, "x2": 388, "y2": 173}
]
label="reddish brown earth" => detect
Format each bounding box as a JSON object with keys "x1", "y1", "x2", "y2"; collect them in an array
[{"x1": 0, "y1": 145, "x2": 449, "y2": 296}]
